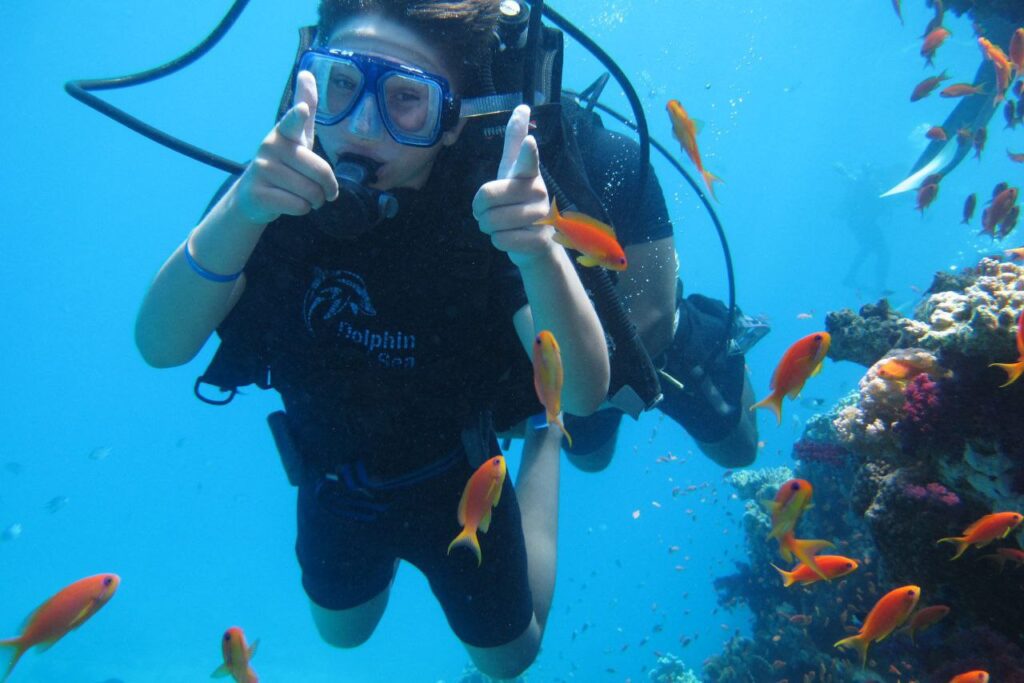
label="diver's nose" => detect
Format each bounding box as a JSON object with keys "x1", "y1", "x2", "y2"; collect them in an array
[{"x1": 345, "y1": 91, "x2": 384, "y2": 142}]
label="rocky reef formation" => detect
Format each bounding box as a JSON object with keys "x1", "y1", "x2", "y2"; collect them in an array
[{"x1": 705, "y1": 258, "x2": 1024, "y2": 682}]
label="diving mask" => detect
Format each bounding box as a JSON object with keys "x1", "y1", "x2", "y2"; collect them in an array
[{"x1": 298, "y1": 48, "x2": 460, "y2": 147}]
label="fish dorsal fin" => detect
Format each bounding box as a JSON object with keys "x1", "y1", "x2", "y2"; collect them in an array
[{"x1": 248, "y1": 638, "x2": 260, "y2": 659}]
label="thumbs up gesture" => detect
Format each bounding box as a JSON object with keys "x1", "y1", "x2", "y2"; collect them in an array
[
  {"x1": 232, "y1": 70, "x2": 339, "y2": 226},
  {"x1": 472, "y1": 105, "x2": 554, "y2": 267}
]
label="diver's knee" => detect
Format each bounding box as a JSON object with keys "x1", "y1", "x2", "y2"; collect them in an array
[
  {"x1": 309, "y1": 588, "x2": 391, "y2": 648},
  {"x1": 565, "y1": 443, "x2": 615, "y2": 472},
  {"x1": 698, "y1": 438, "x2": 757, "y2": 468},
  {"x1": 466, "y1": 620, "x2": 541, "y2": 680}
]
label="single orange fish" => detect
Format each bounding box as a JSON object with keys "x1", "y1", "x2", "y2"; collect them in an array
[
  {"x1": 877, "y1": 357, "x2": 951, "y2": 382},
  {"x1": 771, "y1": 555, "x2": 859, "y2": 587},
  {"x1": 962, "y1": 193, "x2": 977, "y2": 224},
  {"x1": 990, "y1": 310, "x2": 1024, "y2": 387},
  {"x1": 667, "y1": 99, "x2": 723, "y2": 200},
  {"x1": 949, "y1": 671, "x2": 990, "y2": 683},
  {"x1": 834, "y1": 585, "x2": 921, "y2": 668},
  {"x1": 910, "y1": 71, "x2": 951, "y2": 101},
  {"x1": 448, "y1": 455, "x2": 507, "y2": 566},
  {"x1": 0, "y1": 573, "x2": 120, "y2": 682},
  {"x1": 926, "y1": 125, "x2": 948, "y2": 141},
  {"x1": 534, "y1": 199, "x2": 627, "y2": 271},
  {"x1": 751, "y1": 332, "x2": 830, "y2": 424},
  {"x1": 916, "y1": 183, "x2": 939, "y2": 213},
  {"x1": 940, "y1": 83, "x2": 986, "y2": 98},
  {"x1": 1010, "y1": 27, "x2": 1024, "y2": 74},
  {"x1": 922, "y1": 27, "x2": 951, "y2": 66},
  {"x1": 982, "y1": 547, "x2": 1024, "y2": 571},
  {"x1": 979, "y1": 37, "x2": 1013, "y2": 102},
  {"x1": 533, "y1": 330, "x2": 572, "y2": 446},
  {"x1": 211, "y1": 626, "x2": 259, "y2": 683},
  {"x1": 900, "y1": 604, "x2": 950, "y2": 643},
  {"x1": 763, "y1": 479, "x2": 814, "y2": 541},
  {"x1": 982, "y1": 186, "x2": 1019, "y2": 235},
  {"x1": 938, "y1": 511, "x2": 1024, "y2": 559},
  {"x1": 1008, "y1": 150, "x2": 1024, "y2": 163}
]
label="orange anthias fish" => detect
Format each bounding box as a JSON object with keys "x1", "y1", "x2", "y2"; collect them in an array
[
  {"x1": 982, "y1": 547, "x2": 1024, "y2": 570},
  {"x1": 448, "y1": 455, "x2": 507, "y2": 566},
  {"x1": 778, "y1": 532, "x2": 835, "y2": 581},
  {"x1": 940, "y1": 83, "x2": 986, "y2": 98},
  {"x1": 211, "y1": 627, "x2": 259, "y2": 683},
  {"x1": 751, "y1": 332, "x2": 831, "y2": 425},
  {"x1": 962, "y1": 193, "x2": 977, "y2": 224},
  {"x1": 764, "y1": 478, "x2": 814, "y2": 541},
  {"x1": 834, "y1": 585, "x2": 921, "y2": 668},
  {"x1": 900, "y1": 604, "x2": 950, "y2": 643},
  {"x1": 921, "y1": 27, "x2": 951, "y2": 66},
  {"x1": 990, "y1": 310, "x2": 1024, "y2": 387},
  {"x1": 911, "y1": 71, "x2": 951, "y2": 101},
  {"x1": 1011, "y1": 27, "x2": 1024, "y2": 74},
  {"x1": 877, "y1": 357, "x2": 951, "y2": 382},
  {"x1": 0, "y1": 573, "x2": 120, "y2": 682},
  {"x1": 771, "y1": 555, "x2": 859, "y2": 587},
  {"x1": 979, "y1": 37, "x2": 1013, "y2": 102},
  {"x1": 667, "y1": 99, "x2": 722, "y2": 200},
  {"x1": 1009, "y1": 150, "x2": 1024, "y2": 163},
  {"x1": 926, "y1": 125, "x2": 948, "y2": 141},
  {"x1": 534, "y1": 199, "x2": 627, "y2": 271},
  {"x1": 938, "y1": 511, "x2": 1024, "y2": 559},
  {"x1": 533, "y1": 330, "x2": 572, "y2": 446},
  {"x1": 917, "y1": 182, "x2": 939, "y2": 213},
  {"x1": 949, "y1": 671, "x2": 990, "y2": 683}
]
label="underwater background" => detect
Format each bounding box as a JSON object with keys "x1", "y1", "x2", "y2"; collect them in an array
[{"x1": 2, "y1": 0, "x2": 1022, "y2": 681}]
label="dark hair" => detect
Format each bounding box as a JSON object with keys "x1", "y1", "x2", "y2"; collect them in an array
[{"x1": 317, "y1": 1, "x2": 500, "y2": 90}]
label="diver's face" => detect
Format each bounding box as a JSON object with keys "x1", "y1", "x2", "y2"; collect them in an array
[{"x1": 318, "y1": 15, "x2": 462, "y2": 191}]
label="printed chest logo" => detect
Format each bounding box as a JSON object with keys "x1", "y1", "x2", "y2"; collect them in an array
[{"x1": 302, "y1": 267, "x2": 416, "y2": 369}]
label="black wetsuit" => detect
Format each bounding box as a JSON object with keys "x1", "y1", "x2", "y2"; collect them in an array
[{"x1": 212, "y1": 150, "x2": 534, "y2": 648}]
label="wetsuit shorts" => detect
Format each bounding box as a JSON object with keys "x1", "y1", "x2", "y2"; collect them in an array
[{"x1": 295, "y1": 450, "x2": 533, "y2": 649}]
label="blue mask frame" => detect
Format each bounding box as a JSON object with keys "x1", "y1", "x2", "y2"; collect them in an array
[{"x1": 297, "y1": 48, "x2": 461, "y2": 147}]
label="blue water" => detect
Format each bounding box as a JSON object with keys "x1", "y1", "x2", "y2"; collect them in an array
[{"x1": 1, "y1": 1, "x2": 1015, "y2": 680}]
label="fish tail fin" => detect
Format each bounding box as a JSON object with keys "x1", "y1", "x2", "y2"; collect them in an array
[
  {"x1": 552, "y1": 415, "x2": 573, "y2": 448},
  {"x1": 785, "y1": 537, "x2": 835, "y2": 580},
  {"x1": 937, "y1": 535, "x2": 969, "y2": 560},
  {"x1": 447, "y1": 527, "x2": 482, "y2": 566},
  {"x1": 834, "y1": 633, "x2": 870, "y2": 668},
  {"x1": 0, "y1": 640, "x2": 25, "y2": 683},
  {"x1": 535, "y1": 197, "x2": 561, "y2": 227},
  {"x1": 750, "y1": 392, "x2": 783, "y2": 425},
  {"x1": 990, "y1": 361, "x2": 1024, "y2": 387},
  {"x1": 703, "y1": 170, "x2": 723, "y2": 201},
  {"x1": 770, "y1": 563, "x2": 796, "y2": 588}
]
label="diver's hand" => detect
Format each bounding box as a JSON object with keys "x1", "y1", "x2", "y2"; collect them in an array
[
  {"x1": 472, "y1": 105, "x2": 554, "y2": 267},
  {"x1": 231, "y1": 70, "x2": 339, "y2": 226}
]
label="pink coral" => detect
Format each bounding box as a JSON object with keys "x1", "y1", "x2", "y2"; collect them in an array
[
  {"x1": 792, "y1": 439, "x2": 851, "y2": 466},
  {"x1": 902, "y1": 481, "x2": 960, "y2": 506}
]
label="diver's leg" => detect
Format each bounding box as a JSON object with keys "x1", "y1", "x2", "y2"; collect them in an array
[
  {"x1": 462, "y1": 424, "x2": 562, "y2": 678},
  {"x1": 695, "y1": 372, "x2": 758, "y2": 468},
  {"x1": 562, "y1": 408, "x2": 623, "y2": 472},
  {"x1": 309, "y1": 567, "x2": 396, "y2": 647}
]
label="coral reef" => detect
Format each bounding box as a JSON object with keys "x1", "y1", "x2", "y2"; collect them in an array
[
  {"x1": 647, "y1": 652, "x2": 699, "y2": 683},
  {"x1": 706, "y1": 257, "x2": 1024, "y2": 682}
]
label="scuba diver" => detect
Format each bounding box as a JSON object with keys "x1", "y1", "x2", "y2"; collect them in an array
[
  {"x1": 136, "y1": 2, "x2": 607, "y2": 677},
  {"x1": 70, "y1": 0, "x2": 762, "y2": 677},
  {"x1": 884, "y1": 1, "x2": 1024, "y2": 196}
]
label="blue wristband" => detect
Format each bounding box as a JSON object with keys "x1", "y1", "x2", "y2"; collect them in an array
[{"x1": 184, "y1": 233, "x2": 243, "y2": 283}]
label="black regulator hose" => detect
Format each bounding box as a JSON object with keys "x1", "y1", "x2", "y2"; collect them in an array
[
  {"x1": 65, "y1": 0, "x2": 250, "y2": 174},
  {"x1": 562, "y1": 89, "x2": 736, "y2": 371},
  {"x1": 538, "y1": 3, "x2": 650, "y2": 201}
]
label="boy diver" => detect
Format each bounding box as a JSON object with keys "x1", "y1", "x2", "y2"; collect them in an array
[{"x1": 136, "y1": 1, "x2": 608, "y2": 678}]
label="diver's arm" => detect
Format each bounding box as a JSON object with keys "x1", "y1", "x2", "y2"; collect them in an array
[
  {"x1": 512, "y1": 250, "x2": 610, "y2": 417},
  {"x1": 618, "y1": 237, "x2": 679, "y2": 358},
  {"x1": 134, "y1": 189, "x2": 263, "y2": 368},
  {"x1": 136, "y1": 73, "x2": 337, "y2": 368}
]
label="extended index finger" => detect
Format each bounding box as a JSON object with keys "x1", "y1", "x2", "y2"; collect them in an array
[
  {"x1": 497, "y1": 104, "x2": 531, "y2": 180},
  {"x1": 291, "y1": 70, "x2": 318, "y2": 149}
]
